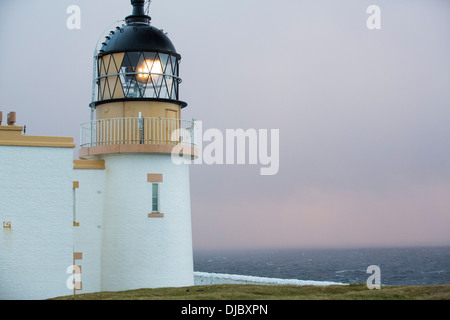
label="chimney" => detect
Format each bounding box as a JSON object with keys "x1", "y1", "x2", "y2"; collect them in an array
[{"x1": 7, "y1": 112, "x2": 16, "y2": 126}]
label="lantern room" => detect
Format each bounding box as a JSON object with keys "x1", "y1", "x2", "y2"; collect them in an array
[{"x1": 94, "y1": 0, "x2": 186, "y2": 108}]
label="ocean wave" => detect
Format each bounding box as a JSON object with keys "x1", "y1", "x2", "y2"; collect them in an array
[
  {"x1": 194, "y1": 271, "x2": 347, "y2": 286},
  {"x1": 335, "y1": 270, "x2": 353, "y2": 274}
]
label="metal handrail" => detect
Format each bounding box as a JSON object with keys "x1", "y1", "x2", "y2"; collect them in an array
[
  {"x1": 80, "y1": 117, "x2": 196, "y2": 148},
  {"x1": 96, "y1": 72, "x2": 182, "y2": 83}
]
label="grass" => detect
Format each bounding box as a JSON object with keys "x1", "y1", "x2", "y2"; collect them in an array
[{"x1": 52, "y1": 283, "x2": 450, "y2": 300}]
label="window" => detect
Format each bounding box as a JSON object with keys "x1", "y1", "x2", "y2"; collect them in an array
[
  {"x1": 96, "y1": 51, "x2": 180, "y2": 102},
  {"x1": 152, "y1": 183, "x2": 160, "y2": 212}
]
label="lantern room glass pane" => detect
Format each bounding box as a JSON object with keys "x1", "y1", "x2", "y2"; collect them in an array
[
  {"x1": 170, "y1": 56, "x2": 178, "y2": 76},
  {"x1": 112, "y1": 76, "x2": 124, "y2": 99},
  {"x1": 98, "y1": 78, "x2": 106, "y2": 100},
  {"x1": 98, "y1": 56, "x2": 107, "y2": 77},
  {"x1": 111, "y1": 52, "x2": 124, "y2": 74},
  {"x1": 98, "y1": 51, "x2": 179, "y2": 101},
  {"x1": 159, "y1": 53, "x2": 169, "y2": 74},
  {"x1": 125, "y1": 52, "x2": 141, "y2": 72},
  {"x1": 162, "y1": 76, "x2": 171, "y2": 99},
  {"x1": 172, "y1": 81, "x2": 177, "y2": 100}
]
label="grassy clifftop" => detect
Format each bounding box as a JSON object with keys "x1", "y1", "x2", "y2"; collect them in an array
[{"x1": 53, "y1": 283, "x2": 450, "y2": 300}]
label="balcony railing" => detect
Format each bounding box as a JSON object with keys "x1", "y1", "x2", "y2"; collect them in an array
[{"x1": 80, "y1": 117, "x2": 196, "y2": 148}]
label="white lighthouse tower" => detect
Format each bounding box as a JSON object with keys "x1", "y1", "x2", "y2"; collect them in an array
[{"x1": 75, "y1": 0, "x2": 196, "y2": 292}]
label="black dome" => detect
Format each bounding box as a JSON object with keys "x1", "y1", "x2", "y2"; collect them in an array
[
  {"x1": 99, "y1": 0, "x2": 179, "y2": 58},
  {"x1": 100, "y1": 24, "x2": 179, "y2": 57}
]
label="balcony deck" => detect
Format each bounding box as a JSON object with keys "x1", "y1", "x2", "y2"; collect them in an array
[{"x1": 79, "y1": 117, "x2": 197, "y2": 159}]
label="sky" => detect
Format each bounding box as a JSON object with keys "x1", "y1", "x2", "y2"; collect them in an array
[{"x1": 0, "y1": 0, "x2": 449, "y2": 251}]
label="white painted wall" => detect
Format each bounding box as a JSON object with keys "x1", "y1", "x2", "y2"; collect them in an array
[
  {"x1": 73, "y1": 168, "x2": 106, "y2": 295},
  {"x1": 0, "y1": 146, "x2": 194, "y2": 298},
  {"x1": 0, "y1": 146, "x2": 74, "y2": 300},
  {"x1": 100, "y1": 154, "x2": 194, "y2": 291}
]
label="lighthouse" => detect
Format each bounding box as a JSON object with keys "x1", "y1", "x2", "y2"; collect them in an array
[
  {"x1": 75, "y1": 0, "x2": 196, "y2": 292},
  {"x1": 0, "y1": 0, "x2": 196, "y2": 299}
]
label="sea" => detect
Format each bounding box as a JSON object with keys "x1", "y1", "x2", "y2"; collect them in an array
[{"x1": 193, "y1": 246, "x2": 450, "y2": 286}]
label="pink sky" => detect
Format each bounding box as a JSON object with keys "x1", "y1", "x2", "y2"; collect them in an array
[{"x1": 192, "y1": 180, "x2": 450, "y2": 250}]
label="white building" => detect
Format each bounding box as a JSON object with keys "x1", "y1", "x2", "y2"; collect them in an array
[{"x1": 0, "y1": 0, "x2": 197, "y2": 300}]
